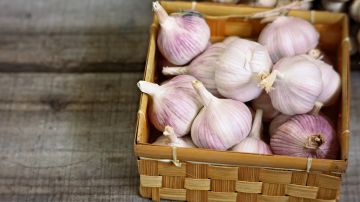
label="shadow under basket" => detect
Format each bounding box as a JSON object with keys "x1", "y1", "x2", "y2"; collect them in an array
[{"x1": 134, "y1": 1, "x2": 350, "y2": 201}]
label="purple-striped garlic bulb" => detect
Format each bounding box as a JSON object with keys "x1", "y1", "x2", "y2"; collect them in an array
[
  {"x1": 270, "y1": 114, "x2": 339, "y2": 159},
  {"x1": 258, "y1": 16, "x2": 319, "y2": 63},
  {"x1": 231, "y1": 109, "x2": 272, "y2": 155},
  {"x1": 251, "y1": 92, "x2": 279, "y2": 122},
  {"x1": 269, "y1": 114, "x2": 291, "y2": 136},
  {"x1": 153, "y1": 1, "x2": 210, "y2": 65},
  {"x1": 191, "y1": 80, "x2": 252, "y2": 150},
  {"x1": 260, "y1": 55, "x2": 322, "y2": 115},
  {"x1": 137, "y1": 75, "x2": 202, "y2": 136},
  {"x1": 153, "y1": 126, "x2": 195, "y2": 147},
  {"x1": 162, "y1": 42, "x2": 227, "y2": 96},
  {"x1": 215, "y1": 37, "x2": 273, "y2": 102}
]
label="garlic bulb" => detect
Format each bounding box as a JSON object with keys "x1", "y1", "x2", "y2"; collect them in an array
[
  {"x1": 252, "y1": 0, "x2": 277, "y2": 7},
  {"x1": 350, "y1": 0, "x2": 360, "y2": 23},
  {"x1": 270, "y1": 114, "x2": 339, "y2": 159},
  {"x1": 231, "y1": 109, "x2": 272, "y2": 154},
  {"x1": 269, "y1": 114, "x2": 291, "y2": 136},
  {"x1": 162, "y1": 42, "x2": 226, "y2": 96},
  {"x1": 212, "y1": 0, "x2": 239, "y2": 3},
  {"x1": 137, "y1": 75, "x2": 202, "y2": 136},
  {"x1": 260, "y1": 55, "x2": 322, "y2": 115},
  {"x1": 153, "y1": 1, "x2": 210, "y2": 65},
  {"x1": 191, "y1": 80, "x2": 252, "y2": 150},
  {"x1": 215, "y1": 37, "x2": 272, "y2": 102},
  {"x1": 321, "y1": 0, "x2": 346, "y2": 12},
  {"x1": 251, "y1": 92, "x2": 279, "y2": 122},
  {"x1": 258, "y1": 16, "x2": 319, "y2": 62},
  {"x1": 153, "y1": 126, "x2": 195, "y2": 147}
]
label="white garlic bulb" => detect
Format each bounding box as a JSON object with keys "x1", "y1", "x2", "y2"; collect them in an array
[
  {"x1": 231, "y1": 109, "x2": 272, "y2": 155},
  {"x1": 321, "y1": 0, "x2": 346, "y2": 12},
  {"x1": 258, "y1": 16, "x2": 319, "y2": 62},
  {"x1": 252, "y1": 0, "x2": 277, "y2": 7},
  {"x1": 162, "y1": 42, "x2": 226, "y2": 96},
  {"x1": 350, "y1": 0, "x2": 360, "y2": 23},
  {"x1": 153, "y1": 1, "x2": 210, "y2": 65},
  {"x1": 251, "y1": 91, "x2": 279, "y2": 122},
  {"x1": 215, "y1": 37, "x2": 273, "y2": 102},
  {"x1": 191, "y1": 80, "x2": 252, "y2": 151},
  {"x1": 137, "y1": 75, "x2": 202, "y2": 136},
  {"x1": 260, "y1": 55, "x2": 323, "y2": 115},
  {"x1": 153, "y1": 126, "x2": 196, "y2": 147},
  {"x1": 212, "y1": 0, "x2": 239, "y2": 3}
]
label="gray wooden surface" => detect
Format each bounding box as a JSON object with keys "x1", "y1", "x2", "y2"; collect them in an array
[{"x1": 0, "y1": 0, "x2": 358, "y2": 201}]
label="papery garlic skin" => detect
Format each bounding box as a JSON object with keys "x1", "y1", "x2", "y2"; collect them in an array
[
  {"x1": 262, "y1": 55, "x2": 323, "y2": 115},
  {"x1": 253, "y1": 0, "x2": 277, "y2": 7},
  {"x1": 270, "y1": 114, "x2": 339, "y2": 159},
  {"x1": 162, "y1": 43, "x2": 226, "y2": 96},
  {"x1": 191, "y1": 81, "x2": 252, "y2": 150},
  {"x1": 251, "y1": 92, "x2": 279, "y2": 121},
  {"x1": 258, "y1": 16, "x2": 319, "y2": 62},
  {"x1": 231, "y1": 109, "x2": 272, "y2": 155},
  {"x1": 137, "y1": 75, "x2": 202, "y2": 137},
  {"x1": 153, "y1": 126, "x2": 195, "y2": 147},
  {"x1": 321, "y1": 0, "x2": 346, "y2": 12},
  {"x1": 154, "y1": 2, "x2": 210, "y2": 65},
  {"x1": 215, "y1": 37, "x2": 273, "y2": 102}
]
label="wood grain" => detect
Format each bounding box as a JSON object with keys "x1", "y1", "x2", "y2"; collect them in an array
[
  {"x1": 0, "y1": 72, "x2": 149, "y2": 202},
  {"x1": 0, "y1": 0, "x2": 153, "y2": 72}
]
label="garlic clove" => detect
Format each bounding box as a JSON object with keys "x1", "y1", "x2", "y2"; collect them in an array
[
  {"x1": 137, "y1": 75, "x2": 202, "y2": 136},
  {"x1": 215, "y1": 37, "x2": 272, "y2": 102},
  {"x1": 154, "y1": 1, "x2": 210, "y2": 65},
  {"x1": 231, "y1": 109, "x2": 272, "y2": 155},
  {"x1": 270, "y1": 114, "x2": 339, "y2": 159},
  {"x1": 258, "y1": 16, "x2": 319, "y2": 63},
  {"x1": 191, "y1": 80, "x2": 252, "y2": 151},
  {"x1": 153, "y1": 126, "x2": 196, "y2": 148}
]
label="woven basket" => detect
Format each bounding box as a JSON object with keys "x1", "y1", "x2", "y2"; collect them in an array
[{"x1": 134, "y1": 1, "x2": 350, "y2": 201}]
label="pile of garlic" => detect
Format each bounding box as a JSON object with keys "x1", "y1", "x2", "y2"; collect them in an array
[{"x1": 137, "y1": 2, "x2": 340, "y2": 159}]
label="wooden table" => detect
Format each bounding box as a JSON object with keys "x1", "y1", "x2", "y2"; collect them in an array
[{"x1": 0, "y1": 0, "x2": 358, "y2": 201}]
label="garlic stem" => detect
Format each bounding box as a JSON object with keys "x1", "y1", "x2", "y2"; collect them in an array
[
  {"x1": 153, "y1": 1, "x2": 172, "y2": 28},
  {"x1": 162, "y1": 66, "x2": 189, "y2": 76},
  {"x1": 137, "y1": 81, "x2": 160, "y2": 96},
  {"x1": 192, "y1": 80, "x2": 215, "y2": 106},
  {"x1": 305, "y1": 134, "x2": 324, "y2": 150},
  {"x1": 163, "y1": 126, "x2": 178, "y2": 143},
  {"x1": 260, "y1": 70, "x2": 280, "y2": 93},
  {"x1": 249, "y1": 109, "x2": 263, "y2": 139},
  {"x1": 311, "y1": 101, "x2": 323, "y2": 115}
]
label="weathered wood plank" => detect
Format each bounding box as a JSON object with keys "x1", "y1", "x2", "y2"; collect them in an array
[
  {"x1": 0, "y1": 72, "x2": 146, "y2": 201},
  {"x1": 0, "y1": 33, "x2": 148, "y2": 72},
  {"x1": 0, "y1": 0, "x2": 153, "y2": 71},
  {"x1": 0, "y1": 0, "x2": 152, "y2": 34}
]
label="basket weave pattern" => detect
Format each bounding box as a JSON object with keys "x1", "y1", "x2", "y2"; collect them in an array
[
  {"x1": 138, "y1": 160, "x2": 341, "y2": 201},
  {"x1": 135, "y1": 2, "x2": 349, "y2": 202}
]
